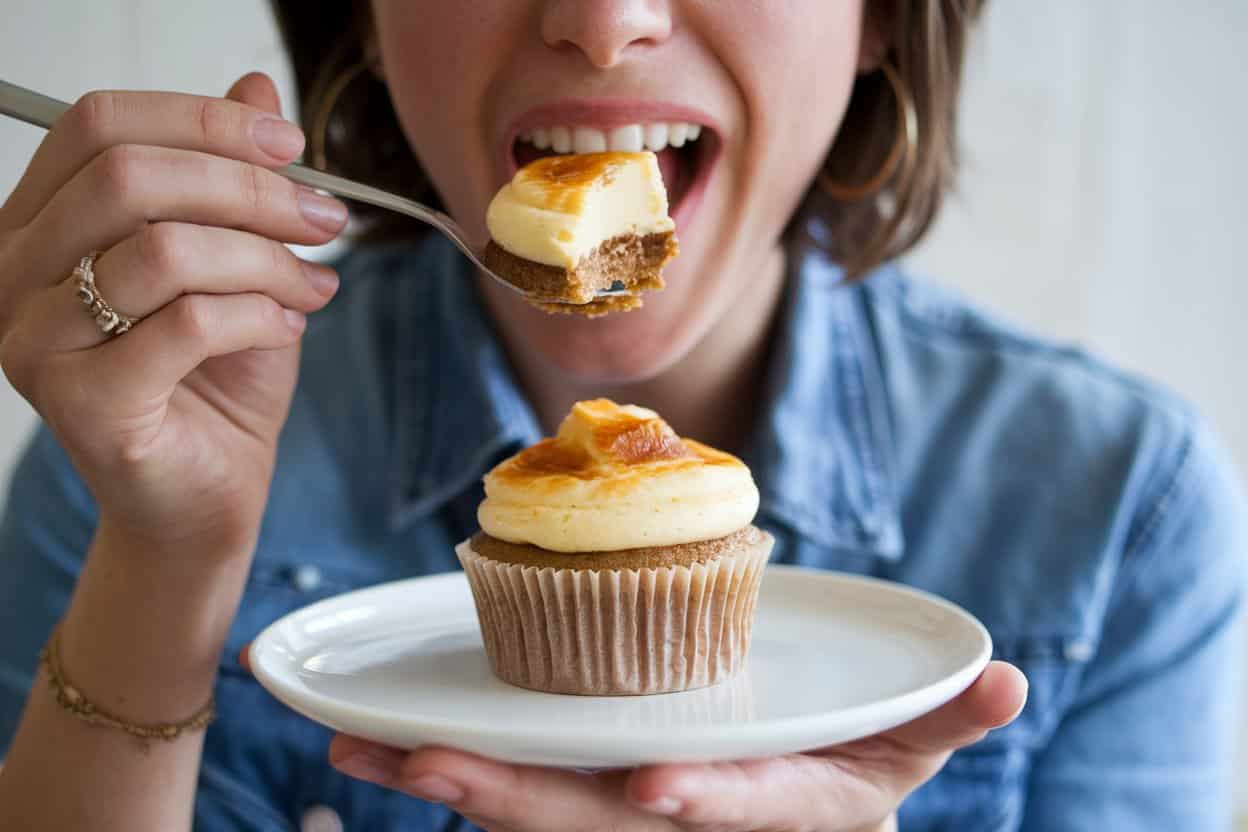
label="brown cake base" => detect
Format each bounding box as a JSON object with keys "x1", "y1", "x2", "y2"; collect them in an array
[
  {"x1": 484, "y1": 230, "x2": 677, "y2": 318},
  {"x1": 470, "y1": 526, "x2": 766, "y2": 571},
  {"x1": 456, "y1": 526, "x2": 773, "y2": 695}
]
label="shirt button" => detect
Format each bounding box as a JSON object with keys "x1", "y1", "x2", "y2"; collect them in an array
[
  {"x1": 301, "y1": 805, "x2": 343, "y2": 832},
  {"x1": 292, "y1": 565, "x2": 323, "y2": 593},
  {"x1": 1064, "y1": 639, "x2": 1094, "y2": 662}
]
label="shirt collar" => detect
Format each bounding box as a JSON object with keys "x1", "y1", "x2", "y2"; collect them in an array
[
  {"x1": 743, "y1": 242, "x2": 904, "y2": 559},
  {"x1": 386, "y1": 234, "x2": 903, "y2": 560}
]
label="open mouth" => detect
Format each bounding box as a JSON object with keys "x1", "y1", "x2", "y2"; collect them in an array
[{"x1": 509, "y1": 120, "x2": 720, "y2": 227}]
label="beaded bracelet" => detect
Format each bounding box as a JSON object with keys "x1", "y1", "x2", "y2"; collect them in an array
[{"x1": 40, "y1": 625, "x2": 215, "y2": 749}]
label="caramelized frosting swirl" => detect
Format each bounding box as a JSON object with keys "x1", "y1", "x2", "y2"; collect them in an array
[
  {"x1": 478, "y1": 399, "x2": 760, "y2": 552},
  {"x1": 486, "y1": 152, "x2": 675, "y2": 268}
]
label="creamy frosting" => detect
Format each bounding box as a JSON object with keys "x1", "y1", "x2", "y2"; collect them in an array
[
  {"x1": 478, "y1": 399, "x2": 760, "y2": 552},
  {"x1": 486, "y1": 152, "x2": 676, "y2": 269}
]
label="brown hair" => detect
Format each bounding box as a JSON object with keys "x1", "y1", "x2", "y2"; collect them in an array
[{"x1": 270, "y1": 1, "x2": 984, "y2": 278}]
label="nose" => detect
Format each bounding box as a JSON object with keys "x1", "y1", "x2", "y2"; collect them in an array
[{"x1": 541, "y1": 0, "x2": 673, "y2": 69}]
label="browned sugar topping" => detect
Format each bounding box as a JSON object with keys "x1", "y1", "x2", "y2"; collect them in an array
[{"x1": 520, "y1": 152, "x2": 631, "y2": 213}]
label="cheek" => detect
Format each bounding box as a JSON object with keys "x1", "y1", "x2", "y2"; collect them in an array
[
  {"x1": 370, "y1": 3, "x2": 507, "y2": 229},
  {"x1": 717, "y1": 2, "x2": 864, "y2": 222}
]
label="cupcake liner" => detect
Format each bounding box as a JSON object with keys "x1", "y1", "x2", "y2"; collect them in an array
[{"x1": 455, "y1": 533, "x2": 772, "y2": 695}]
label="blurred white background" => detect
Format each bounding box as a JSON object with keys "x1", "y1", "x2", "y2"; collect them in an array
[{"x1": 2, "y1": 0, "x2": 1246, "y2": 818}]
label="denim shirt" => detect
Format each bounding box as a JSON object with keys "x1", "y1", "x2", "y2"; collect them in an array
[{"x1": 2, "y1": 233, "x2": 1245, "y2": 831}]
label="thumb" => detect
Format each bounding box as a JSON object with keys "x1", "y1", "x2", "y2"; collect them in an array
[
  {"x1": 882, "y1": 661, "x2": 1028, "y2": 754},
  {"x1": 226, "y1": 71, "x2": 285, "y2": 117}
]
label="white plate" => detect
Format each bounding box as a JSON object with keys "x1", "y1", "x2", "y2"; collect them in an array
[{"x1": 252, "y1": 566, "x2": 991, "y2": 768}]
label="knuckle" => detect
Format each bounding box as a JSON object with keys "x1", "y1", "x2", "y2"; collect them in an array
[
  {"x1": 236, "y1": 163, "x2": 271, "y2": 215},
  {"x1": 93, "y1": 143, "x2": 147, "y2": 205},
  {"x1": 135, "y1": 222, "x2": 193, "y2": 276},
  {"x1": 263, "y1": 237, "x2": 294, "y2": 277},
  {"x1": 66, "y1": 90, "x2": 118, "y2": 145},
  {"x1": 114, "y1": 428, "x2": 158, "y2": 469},
  {"x1": 196, "y1": 97, "x2": 242, "y2": 148},
  {"x1": 171, "y1": 295, "x2": 216, "y2": 341},
  {"x1": 256, "y1": 294, "x2": 287, "y2": 328}
]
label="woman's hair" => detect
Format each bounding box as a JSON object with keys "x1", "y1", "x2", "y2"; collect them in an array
[{"x1": 270, "y1": 1, "x2": 984, "y2": 278}]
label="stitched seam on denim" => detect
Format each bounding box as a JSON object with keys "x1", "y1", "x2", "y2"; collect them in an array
[
  {"x1": 836, "y1": 303, "x2": 883, "y2": 531},
  {"x1": 1121, "y1": 428, "x2": 1196, "y2": 565},
  {"x1": 1066, "y1": 590, "x2": 1241, "y2": 728},
  {"x1": 990, "y1": 635, "x2": 1082, "y2": 663}
]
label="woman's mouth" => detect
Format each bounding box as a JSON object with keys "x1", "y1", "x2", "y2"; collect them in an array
[{"x1": 505, "y1": 106, "x2": 721, "y2": 231}]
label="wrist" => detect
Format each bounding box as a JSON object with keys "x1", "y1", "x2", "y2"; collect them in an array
[
  {"x1": 51, "y1": 523, "x2": 256, "y2": 721},
  {"x1": 94, "y1": 509, "x2": 262, "y2": 568}
]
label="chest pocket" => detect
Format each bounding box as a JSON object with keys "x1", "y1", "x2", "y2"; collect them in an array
[{"x1": 899, "y1": 636, "x2": 1083, "y2": 832}]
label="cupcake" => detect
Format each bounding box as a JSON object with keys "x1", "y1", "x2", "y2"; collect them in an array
[{"x1": 456, "y1": 399, "x2": 773, "y2": 695}]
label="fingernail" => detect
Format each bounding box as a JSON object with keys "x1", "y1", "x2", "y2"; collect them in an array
[
  {"x1": 283, "y1": 308, "x2": 306, "y2": 332},
  {"x1": 405, "y1": 774, "x2": 464, "y2": 804},
  {"x1": 336, "y1": 751, "x2": 396, "y2": 784},
  {"x1": 297, "y1": 187, "x2": 349, "y2": 233},
  {"x1": 639, "y1": 796, "x2": 682, "y2": 816},
  {"x1": 994, "y1": 700, "x2": 1027, "y2": 728},
  {"x1": 302, "y1": 262, "x2": 340, "y2": 296},
  {"x1": 253, "y1": 117, "x2": 305, "y2": 161}
]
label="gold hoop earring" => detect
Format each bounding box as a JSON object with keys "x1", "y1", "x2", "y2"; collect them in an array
[
  {"x1": 308, "y1": 59, "x2": 373, "y2": 171},
  {"x1": 819, "y1": 62, "x2": 918, "y2": 202}
]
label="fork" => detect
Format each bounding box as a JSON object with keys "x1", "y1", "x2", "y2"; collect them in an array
[{"x1": 0, "y1": 79, "x2": 629, "y2": 303}]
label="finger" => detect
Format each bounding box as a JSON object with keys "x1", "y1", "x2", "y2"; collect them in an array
[
  {"x1": 88, "y1": 291, "x2": 306, "y2": 402},
  {"x1": 2, "y1": 81, "x2": 304, "y2": 229},
  {"x1": 881, "y1": 660, "x2": 1028, "y2": 753},
  {"x1": 328, "y1": 735, "x2": 409, "y2": 789},
  {"x1": 19, "y1": 144, "x2": 346, "y2": 288},
  {"x1": 330, "y1": 739, "x2": 667, "y2": 832},
  {"x1": 43, "y1": 222, "x2": 337, "y2": 352},
  {"x1": 629, "y1": 756, "x2": 882, "y2": 830},
  {"x1": 226, "y1": 72, "x2": 283, "y2": 117},
  {"x1": 238, "y1": 643, "x2": 252, "y2": 674}
]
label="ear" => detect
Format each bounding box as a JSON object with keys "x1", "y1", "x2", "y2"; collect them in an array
[{"x1": 857, "y1": 5, "x2": 891, "y2": 72}]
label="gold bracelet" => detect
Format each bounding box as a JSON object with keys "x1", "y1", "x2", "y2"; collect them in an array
[{"x1": 39, "y1": 624, "x2": 216, "y2": 749}]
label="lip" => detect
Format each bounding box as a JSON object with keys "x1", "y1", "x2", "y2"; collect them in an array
[{"x1": 500, "y1": 98, "x2": 724, "y2": 233}]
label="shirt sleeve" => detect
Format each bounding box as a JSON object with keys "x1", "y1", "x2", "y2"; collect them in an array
[
  {"x1": 0, "y1": 426, "x2": 98, "y2": 758},
  {"x1": 1020, "y1": 420, "x2": 1248, "y2": 831}
]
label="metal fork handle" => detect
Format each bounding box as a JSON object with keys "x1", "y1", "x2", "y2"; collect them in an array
[{"x1": 0, "y1": 80, "x2": 488, "y2": 267}]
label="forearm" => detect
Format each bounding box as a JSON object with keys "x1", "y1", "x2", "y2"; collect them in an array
[{"x1": 0, "y1": 521, "x2": 254, "y2": 831}]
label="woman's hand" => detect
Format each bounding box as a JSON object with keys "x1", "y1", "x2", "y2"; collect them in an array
[
  {"x1": 0, "y1": 72, "x2": 347, "y2": 555},
  {"x1": 0, "y1": 73, "x2": 350, "y2": 832},
  {"x1": 328, "y1": 661, "x2": 1027, "y2": 832}
]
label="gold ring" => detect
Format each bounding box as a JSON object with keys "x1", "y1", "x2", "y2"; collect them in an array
[{"x1": 72, "y1": 252, "x2": 139, "y2": 336}]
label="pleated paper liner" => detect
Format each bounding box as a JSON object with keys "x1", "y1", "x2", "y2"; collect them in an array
[{"x1": 456, "y1": 531, "x2": 773, "y2": 695}]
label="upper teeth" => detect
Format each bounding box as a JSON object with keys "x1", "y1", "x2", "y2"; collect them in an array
[{"x1": 520, "y1": 122, "x2": 703, "y2": 154}]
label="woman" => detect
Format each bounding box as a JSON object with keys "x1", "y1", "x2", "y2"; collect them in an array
[{"x1": 0, "y1": 1, "x2": 1242, "y2": 829}]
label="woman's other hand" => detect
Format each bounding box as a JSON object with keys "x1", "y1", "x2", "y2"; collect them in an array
[
  {"x1": 327, "y1": 661, "x2": 1027, "y2": 832},
  {"x1": 0, "y1": 72, "x2": 347, "y2": 556}
]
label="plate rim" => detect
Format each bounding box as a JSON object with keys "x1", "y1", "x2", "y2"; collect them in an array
[{"x1": 251, "y1": 565, "x2": 993, "y2": 749}]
